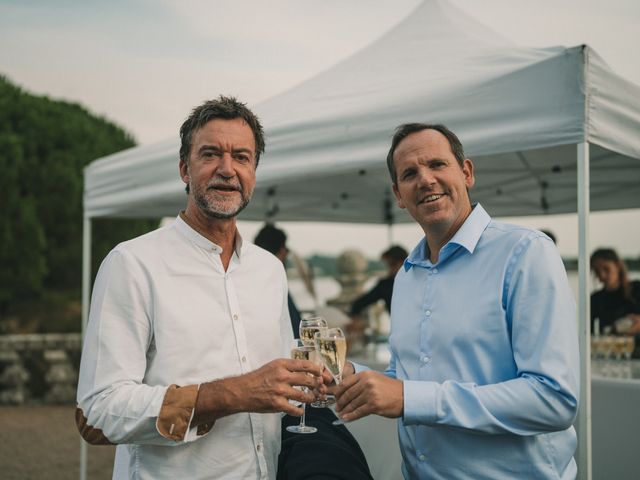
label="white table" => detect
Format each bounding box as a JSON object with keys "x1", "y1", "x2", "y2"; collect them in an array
[{"x1": 590, "y1": 360, "x2": 640, "y2": 480}]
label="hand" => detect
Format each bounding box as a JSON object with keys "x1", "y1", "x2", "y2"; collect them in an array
[
  {"x1": 628, "y1": 314, "x2": 640, "y2": 334},
  {"x1": 334, "y1": 370, "x2": 403, "y2": 422},
  {"x1": 324, "y1": 361, "x2": 354, "y2": 396},
  {"x1": 194, "y1": 358, "x2": 322, "y2": 423}
]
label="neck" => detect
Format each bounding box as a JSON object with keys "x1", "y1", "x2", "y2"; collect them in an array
[
  {"x1": 422, "y1": 224, "x2": 458, "y2": 264},
  {"x1": 181, "y1": 205, "x2": 237, "y2": 270},
  {"x1": 423, "y1": 206, "x2": 473, "y2": 264}
]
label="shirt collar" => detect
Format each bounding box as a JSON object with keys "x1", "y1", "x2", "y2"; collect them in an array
[
  {"x1": 174, "y1": 213, "x2": 244, "y2": 258},
  {"x1": 404, "y1": 203, "x2": 490, "y2": 270}
]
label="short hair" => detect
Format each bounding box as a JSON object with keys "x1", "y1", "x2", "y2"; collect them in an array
[
  {"x1": 381, "y1": 245, "x2": 408, "y2": 263},
  {"x1": 386, "y1": 123, "x2": 466, "y2": 184},
  {"x1": 179, "y1": 95, "x2": 265, "y2": 166},
  {"x1": 254, "y1": 224, "x2": 286, "y2": 255}
]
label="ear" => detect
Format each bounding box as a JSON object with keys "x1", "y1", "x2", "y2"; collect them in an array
[
  {"x1": 392, "y1": 183, "x2": 406, "y2": 210},
  {"x1": 179, "y1": 159, "x2": 189, "y2": 185},
  {"x1": 462, "y1": 159, "x2": 475, "y2": 189}
]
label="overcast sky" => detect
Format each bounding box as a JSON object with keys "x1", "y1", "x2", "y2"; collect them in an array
[{"x1": 1, "y1": 0, "x2": 639, "y2": 258}]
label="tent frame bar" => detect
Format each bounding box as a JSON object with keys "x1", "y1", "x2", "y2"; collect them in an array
[
  {"x1": 80, "y1": 216, "x2": 91, "y2": 480},
  {"x1": 576, "y1": 141, "x2": 592, "y2": 480}
]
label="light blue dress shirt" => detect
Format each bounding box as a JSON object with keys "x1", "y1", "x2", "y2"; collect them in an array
[{"x1": 384, "y1": 204, "x2": 579, "y2": 479}]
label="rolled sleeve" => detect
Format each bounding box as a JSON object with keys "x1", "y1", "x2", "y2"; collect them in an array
[{"x1": 157, "y1": 384, "x2": 214, "y2": 442}]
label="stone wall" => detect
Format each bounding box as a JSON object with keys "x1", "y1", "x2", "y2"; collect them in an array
[{"x1": 0, "y1": 333, "x2": 81, "y2": 404}]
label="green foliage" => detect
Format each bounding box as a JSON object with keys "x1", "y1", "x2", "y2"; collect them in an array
[
  {"x1": 0, "y1": 75, "x2": 157, "y2": 329},
  {"x1": 0, "y1": 133, "x2": 47, "y2": 305}
]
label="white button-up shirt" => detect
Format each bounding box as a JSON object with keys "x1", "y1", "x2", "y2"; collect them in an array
[{"x1": 76, "y1": 215, "x2": 293, "y2": 479}]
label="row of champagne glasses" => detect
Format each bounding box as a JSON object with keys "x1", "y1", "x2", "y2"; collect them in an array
[
  {"x1": 287, "y1": 316, "x2": 347, "y2": 434},
  {"x1": 591, "y1": 335, "x2": 635, "y2": 361}
]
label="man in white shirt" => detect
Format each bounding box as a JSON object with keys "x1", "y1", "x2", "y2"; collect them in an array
[{"x1": 76, "y1": 96, "x2": 322, "y2": 480}]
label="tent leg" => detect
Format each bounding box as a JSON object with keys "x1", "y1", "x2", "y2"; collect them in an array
[
  {"x1": 576, "y1": 142, "x2": 591, "y2": 480},
  {"x1": 80, "y1": 216, "x2": 91, "y2": 480}
]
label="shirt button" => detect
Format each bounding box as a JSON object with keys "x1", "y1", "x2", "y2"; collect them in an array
[
  {"x1": 233, "y1": 314, "x2": 238, "y2": 321},
  {"x1": 419, "y1": 454, "x2": 426, "y2": 461},
  {"x1": 256, "y1": 444, "x2": 261, "y2": 451},
  {"x1": 425, "y1": 310, "x2": 431, "y2": 317},
  {"x1": 421, "y1": 355, "x2": 430, "y2": 363},
  {"x1": 432, "y1": 268, "x2": 438, "y2": 274},
  {"x1": 242, "y1": 356, "x2": 247, "y2": 363}
]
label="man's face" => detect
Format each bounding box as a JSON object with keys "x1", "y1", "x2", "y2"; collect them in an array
[
  {"x1": 180, "y1": 118, "x2": 257, "y2": 219},
  {"x1": 392, "y1": 129, "x2": 474, "y2": 235}
]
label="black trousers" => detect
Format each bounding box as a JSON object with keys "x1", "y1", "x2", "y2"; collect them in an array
[{"x1": 277, "y1": 407, "x2": 373, "y2": 480}]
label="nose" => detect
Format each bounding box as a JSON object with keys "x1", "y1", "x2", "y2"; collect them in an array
[
  {"x1": 217, "y1": 152, "x2": 235, "y2": 179},
  {"x1": 416, "y1": 166, "x2": 436, "y2": 188}
]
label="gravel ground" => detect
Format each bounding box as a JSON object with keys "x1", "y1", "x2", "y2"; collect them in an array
[{"x1": 0, "y1": 405, "x2": 115, "y2": 480}]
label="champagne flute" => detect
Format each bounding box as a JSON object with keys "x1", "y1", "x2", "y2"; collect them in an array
[
  {"x1": 299, "y1": 316, "x2": 328, "y2": 347},
  {"x1": 299, "y1": 316, "x2": 331, "y2": 408},
  {"x1": 314, "y1": 327, "x2": 347, "y2": 425},
  {"x1": 286, "y1": 340, "x2": 318, "y2": 434}
]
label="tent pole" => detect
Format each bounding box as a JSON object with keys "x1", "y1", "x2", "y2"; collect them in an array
[
  {"x1": 576, "y1": 141, "x2": 591, "y2": 480},
  {"x1": 80, "y1": 216, "x2": 91, "y2": 480}
]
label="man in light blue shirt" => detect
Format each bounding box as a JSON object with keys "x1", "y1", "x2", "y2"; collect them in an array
[{"x1": 335, "y1": 123, "x2": 579, "y2": 479}]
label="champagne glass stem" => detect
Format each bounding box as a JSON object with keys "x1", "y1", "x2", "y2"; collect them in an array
[
  {"x1": 332, "y1": 375, "x2": 346, "y2": 425},
  {"x1": 299, "y1": 401, "x2": 308, "y2": 428}
]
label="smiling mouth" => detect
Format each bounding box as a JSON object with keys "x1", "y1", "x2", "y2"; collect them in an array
[{"x1": 420, "y1": 194, "x2": 444, "y2": 204}]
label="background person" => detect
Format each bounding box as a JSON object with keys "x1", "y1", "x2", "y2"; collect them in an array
[
  {"x1": 349, "y1": 245, "x2": 408, "y2": 317},
  {"x1": 254, "y1": 223, "x2": 303, "y2": 337},
  {"x1": 590, "y1": 247, "x2": 640, "y2": 336},
  {"x1": 334, "y1": 123, "x2": 579, "y2": 479},
  {"x1": 76, "y1": 96, "x2": 321, "y2": 480}
]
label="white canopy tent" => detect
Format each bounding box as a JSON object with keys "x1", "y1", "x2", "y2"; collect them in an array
[{"x1": 81, "y1": 1, "x2": 640, "y2": 479}]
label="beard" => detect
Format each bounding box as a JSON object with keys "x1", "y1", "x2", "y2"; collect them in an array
[{"x1": 190, "y1": 179, "x2": 253, "y2": 219}]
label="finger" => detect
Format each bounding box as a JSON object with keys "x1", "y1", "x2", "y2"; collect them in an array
[
  {"x1": 338, "y1": 370, "x2": 360, "y2": 390},
  {"x1": 334, "y1": 374, "x2": 361, "y2": 407},
  {"x1": 280, "y1": 402, "x2": 305, "y2": 417},
  {"x1": 320, "y1": 368, "x2": 334, "y2": 384},
  {"x1": 342, "y1": 361, "x2": 355, "y2": 378},
  {"x1": 340, "y1": 402, "x2": 371, "y2": 422},
  {"x1": 287, "y1": 386, "x2": 316, "y2": 405},
  {"x1": 286, "y1": 359, "x2": 323, "y2": 377},
  {"x1": 289, "y1": 372, "x2": 321, "y2": 390},
  {"x1": 336, "y1": 381, "x2": 366, "y2": 412}
]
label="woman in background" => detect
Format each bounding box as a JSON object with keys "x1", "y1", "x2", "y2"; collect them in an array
[{"x1": 590, "y1": 248, "x2": 640, "y2": 337}]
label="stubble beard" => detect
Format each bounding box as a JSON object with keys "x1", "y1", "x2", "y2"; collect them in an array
[{"x1": 191, "y1": 181, "x2": 253, "y2": 219}]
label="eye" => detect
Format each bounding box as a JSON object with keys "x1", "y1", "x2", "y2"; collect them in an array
[
  {"x1": 234, "y1": 153, "x2": 250, "y2": 163},
  {"x1": 201, "y1": 148, "x2": 220, "y2": 158},
  {"x1": 400, "y1": 169, "x2": 416, "y2": 180}
]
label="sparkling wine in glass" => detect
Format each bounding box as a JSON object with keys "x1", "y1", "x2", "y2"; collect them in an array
[
  {"x1": 299, "y1": 317, "x2": 332, "y2": 408},
  {"x1": 286, "y1": 340, "x2": 318, "y2": 434},
  {"x1": 315, "y1": 327, "x2": 347, "y2": 425},
  {"x1": 299, "y1": 316, "x2": 328, "y2": 347}
]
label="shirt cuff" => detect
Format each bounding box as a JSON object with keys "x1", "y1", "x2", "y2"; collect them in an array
[
  {"x1": 402, "y1": 380, "x2": 439, "y2": 426},
  {"x1": 157, "y1": 384, "x2": 214, "y2": 441}
]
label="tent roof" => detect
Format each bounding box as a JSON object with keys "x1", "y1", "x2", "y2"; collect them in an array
[{"x1": 84, "y1": 0, "x2": 640, "y2": 221}]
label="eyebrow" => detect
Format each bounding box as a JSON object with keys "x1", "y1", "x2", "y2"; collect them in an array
[{"x1": 197, "y1": 145, "x2": 254, "y2": 155}]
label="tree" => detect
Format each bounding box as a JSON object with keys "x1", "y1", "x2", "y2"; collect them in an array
[
  {"x1": 0, "y1": 75, "x2": 157, "y2": 330},
  {"x1": 0, "y1": 133, "x2": 47, "y2": 309}
]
